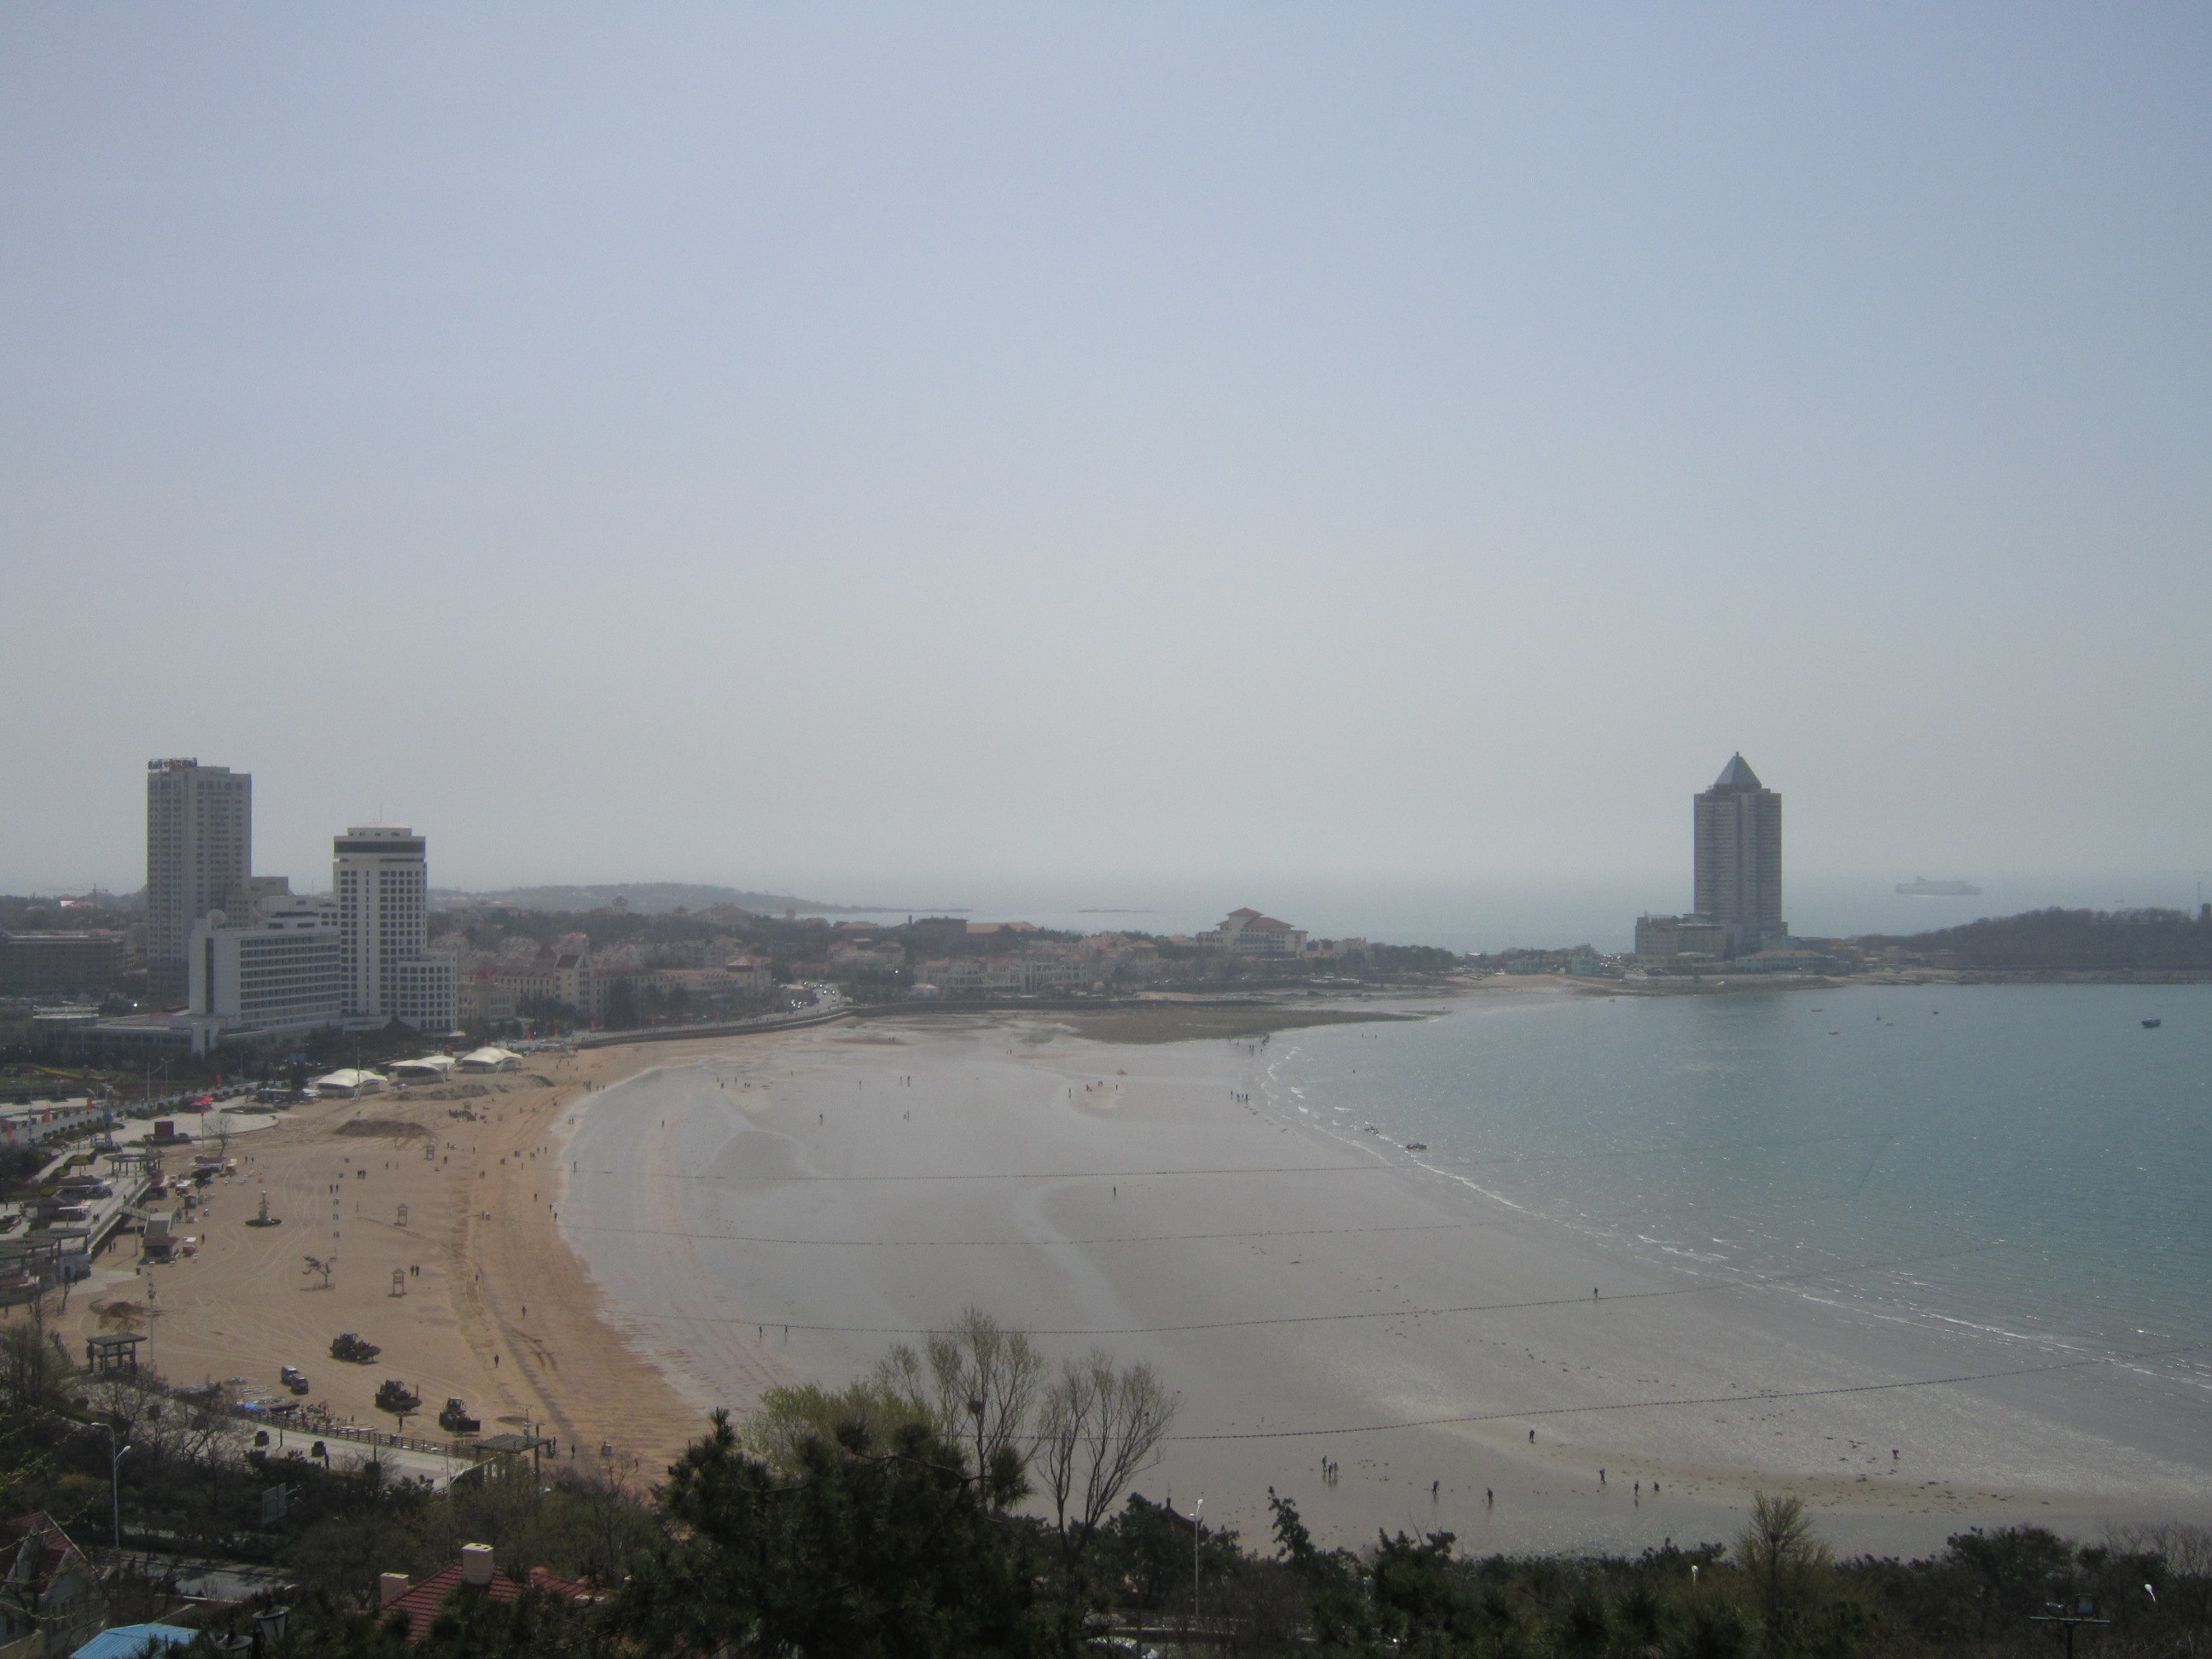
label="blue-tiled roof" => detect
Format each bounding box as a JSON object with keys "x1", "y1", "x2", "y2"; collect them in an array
[{"x1": 70, "y1": 1622, "x2": 200, "y2": 1659}]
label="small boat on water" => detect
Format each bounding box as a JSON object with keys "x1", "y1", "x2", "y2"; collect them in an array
[{"x1": 2143, "y1": 1019, "x2": 2163, "y2": 1029}]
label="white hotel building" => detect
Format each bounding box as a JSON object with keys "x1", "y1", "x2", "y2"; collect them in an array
[
  {"x1": 335, "y1": 826, "x2": 457, "y2": 1033},
  {"x1": 187, "y1": 890, "x2": 346, "y2": 1037}
]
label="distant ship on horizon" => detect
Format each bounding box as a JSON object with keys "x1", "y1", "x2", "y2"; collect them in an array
[{"x1": 1895, "y1": 876, "x2": 1982, "y2": 897}]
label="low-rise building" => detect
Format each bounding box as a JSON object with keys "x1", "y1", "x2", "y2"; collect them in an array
[
  {"x1": 0, "y1": 931, "x2": 124, "y2": 998},
  {"x1": 1633, "y1": 913, "x2": 1734, "y2": 962},
  {"x1": 1733, "y1": 947, "x2": 1834, "y2": 974},
  {"x1": 1196, "y1": 909, "x2": 1310, "y2": 958},
  {"x1": 0, "y1": 1101, "x2": 104, "y2": 1145},
  {"x1": 186, "y1": 894, "x2": 346, "y2": 1039},
  {"x1": 378, "y1": 1544, "x2": 590, "y2": 1643},
  {"x1": 634, "y1": 967, "x2": 766, "y2": 1008},
  {"x1": 915, "y1": 957, "x2": 1091, "y2": 996},
  {"x1": 457, "y1": 969, "x2": 521, "y2": 1025},
  {"x1": 491, "y1": 951, "x2": 594, "y2": 1014},
  {"x1": 1080, "y1": 934, "x2": 1164, "y2": 982},
  {"x1": 67, "y1": 1014, "x2": 212, "y2": 1057},
  {"x1": 830, "y1": 942, "x2": 905, "y2": 974},
  {"x1": 0, "y1": 1511, "x2": 103, "y2": 1657}
]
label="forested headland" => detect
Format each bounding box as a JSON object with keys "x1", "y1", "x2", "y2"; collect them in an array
[{"x1": 1872, "y1": 906, "x2": 2212, "y2": 973}]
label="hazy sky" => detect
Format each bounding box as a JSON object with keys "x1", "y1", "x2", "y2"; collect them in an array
[{"x1": 6, "y1": 3, "x2": 2208, "y2": 901}]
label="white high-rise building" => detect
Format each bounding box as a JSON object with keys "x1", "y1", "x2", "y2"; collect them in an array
[
  {"x1": 146, "y1": 759, "x2": 253, "y2": 1007},
  {"x1": 334, "y1": 825, "x2": 456, "y2": 1032}
]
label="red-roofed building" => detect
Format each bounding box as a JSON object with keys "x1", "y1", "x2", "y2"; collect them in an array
[{"x1": 377, "y1": 1545, "x2": 589, "y2": 1643}]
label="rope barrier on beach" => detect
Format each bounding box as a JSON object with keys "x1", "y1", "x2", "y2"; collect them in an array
[
  {"x1": 610, "y1": 1243, "x2": 1999, "y2": 1337},
  {"x1": 564, "y1": 1217, "x2": 1502, "y2": 1248},
  {"x1": 1161, "y1": 1342, "x2": 2208, "y2": 1441},
  {"x1": 639, "y1": 1125, "x2": 1897, "y2": 1183},
  {"x1": 670, "y1": 1163, "x2": 1401, "y2": 1181}
]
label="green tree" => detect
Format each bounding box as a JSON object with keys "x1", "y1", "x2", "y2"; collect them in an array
[
  {"x1": 745, "y1": 1377, "x2": 940, "y2": 1474},
  {"x1": 602, "y1": 979, "x2": 640, "y2": 1028},
  {"x1": 610, "y1": 1408, "x2": 1066, "y2": 1658},
  {"x1": 1738, "y1": 1493, "x2": 1826, "y2": 1600}
]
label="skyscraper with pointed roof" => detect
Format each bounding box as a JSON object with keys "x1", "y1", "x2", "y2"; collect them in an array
[{"x1": 1693, "y1": 753, "x2": 1784, "y2": 949}]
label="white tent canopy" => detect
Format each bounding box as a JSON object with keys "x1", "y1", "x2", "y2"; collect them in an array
[
  {"x1": 388, "y1": 1055, "x2": 457, "y2": 1081},
  {"x1": 311, "y1": 1068, "x2": 385, "y2": 1097},
  {"x1": 456, "y1": 1047, "x2": 522, "y2": 1074}
]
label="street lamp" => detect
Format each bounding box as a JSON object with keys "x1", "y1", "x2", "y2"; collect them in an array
[
  {"x1": 1193, "y1": 1498, "x2": 1203, "y2": 1627},
  {"x1": 102, "y1": 1425, "x2": 132, "y2": 1550}
]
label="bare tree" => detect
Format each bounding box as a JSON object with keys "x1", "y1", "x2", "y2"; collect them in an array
[
  {"x1": 1036, "y1": 1347, "x2": 1175, "y2": 1568},
  {"x1": 875, "y1": 1307, "x2": 1043, "y2": 1493}
]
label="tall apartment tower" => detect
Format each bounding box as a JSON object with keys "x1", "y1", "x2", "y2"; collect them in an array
[
  {"x1": 334, "y1": 825, "x2": 456, "y2": 1031},
  {"x1": 1693, "y1": 754, "x2": 1784, "y2": 951},
  {"x1": 145, "y1": 759, "x2": 253, "y2": 1006}
]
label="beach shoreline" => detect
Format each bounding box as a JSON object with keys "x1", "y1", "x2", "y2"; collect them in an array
[
  {"x1": 553, "y1": 991, "x2": 2212, "y2": 1557},
  {"x1": 57, "y1": 987, "x2": 2209, "y2": 1559}
]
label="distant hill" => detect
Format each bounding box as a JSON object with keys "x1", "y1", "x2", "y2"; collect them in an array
[
  {"x1": 1874, "y1": 905, "x2": 2212, "y2": 971},
  {"x1": 433, "y1": 882, "x2": 891, "y2": 917}
]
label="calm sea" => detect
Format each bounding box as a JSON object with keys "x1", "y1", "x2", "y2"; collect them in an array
[{"x1": 1267, "y1": 983, "x2": 2212, "y2": 1382}]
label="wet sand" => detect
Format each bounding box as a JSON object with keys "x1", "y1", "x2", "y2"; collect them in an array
[{"x1": 558, "y1": 1001, "x2": 2212, "y2": 1555}]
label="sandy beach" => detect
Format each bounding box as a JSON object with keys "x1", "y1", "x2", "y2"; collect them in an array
[
  {"x1": 56, "y1": 991, "x2": 2212, "y2": 1559},
  {"x1": 59, "y1": 1039, "x2": 723, "y2": 1484},
  {"x1": 555, "y1": 995, "x2": 2212, "y2": 1556}
]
